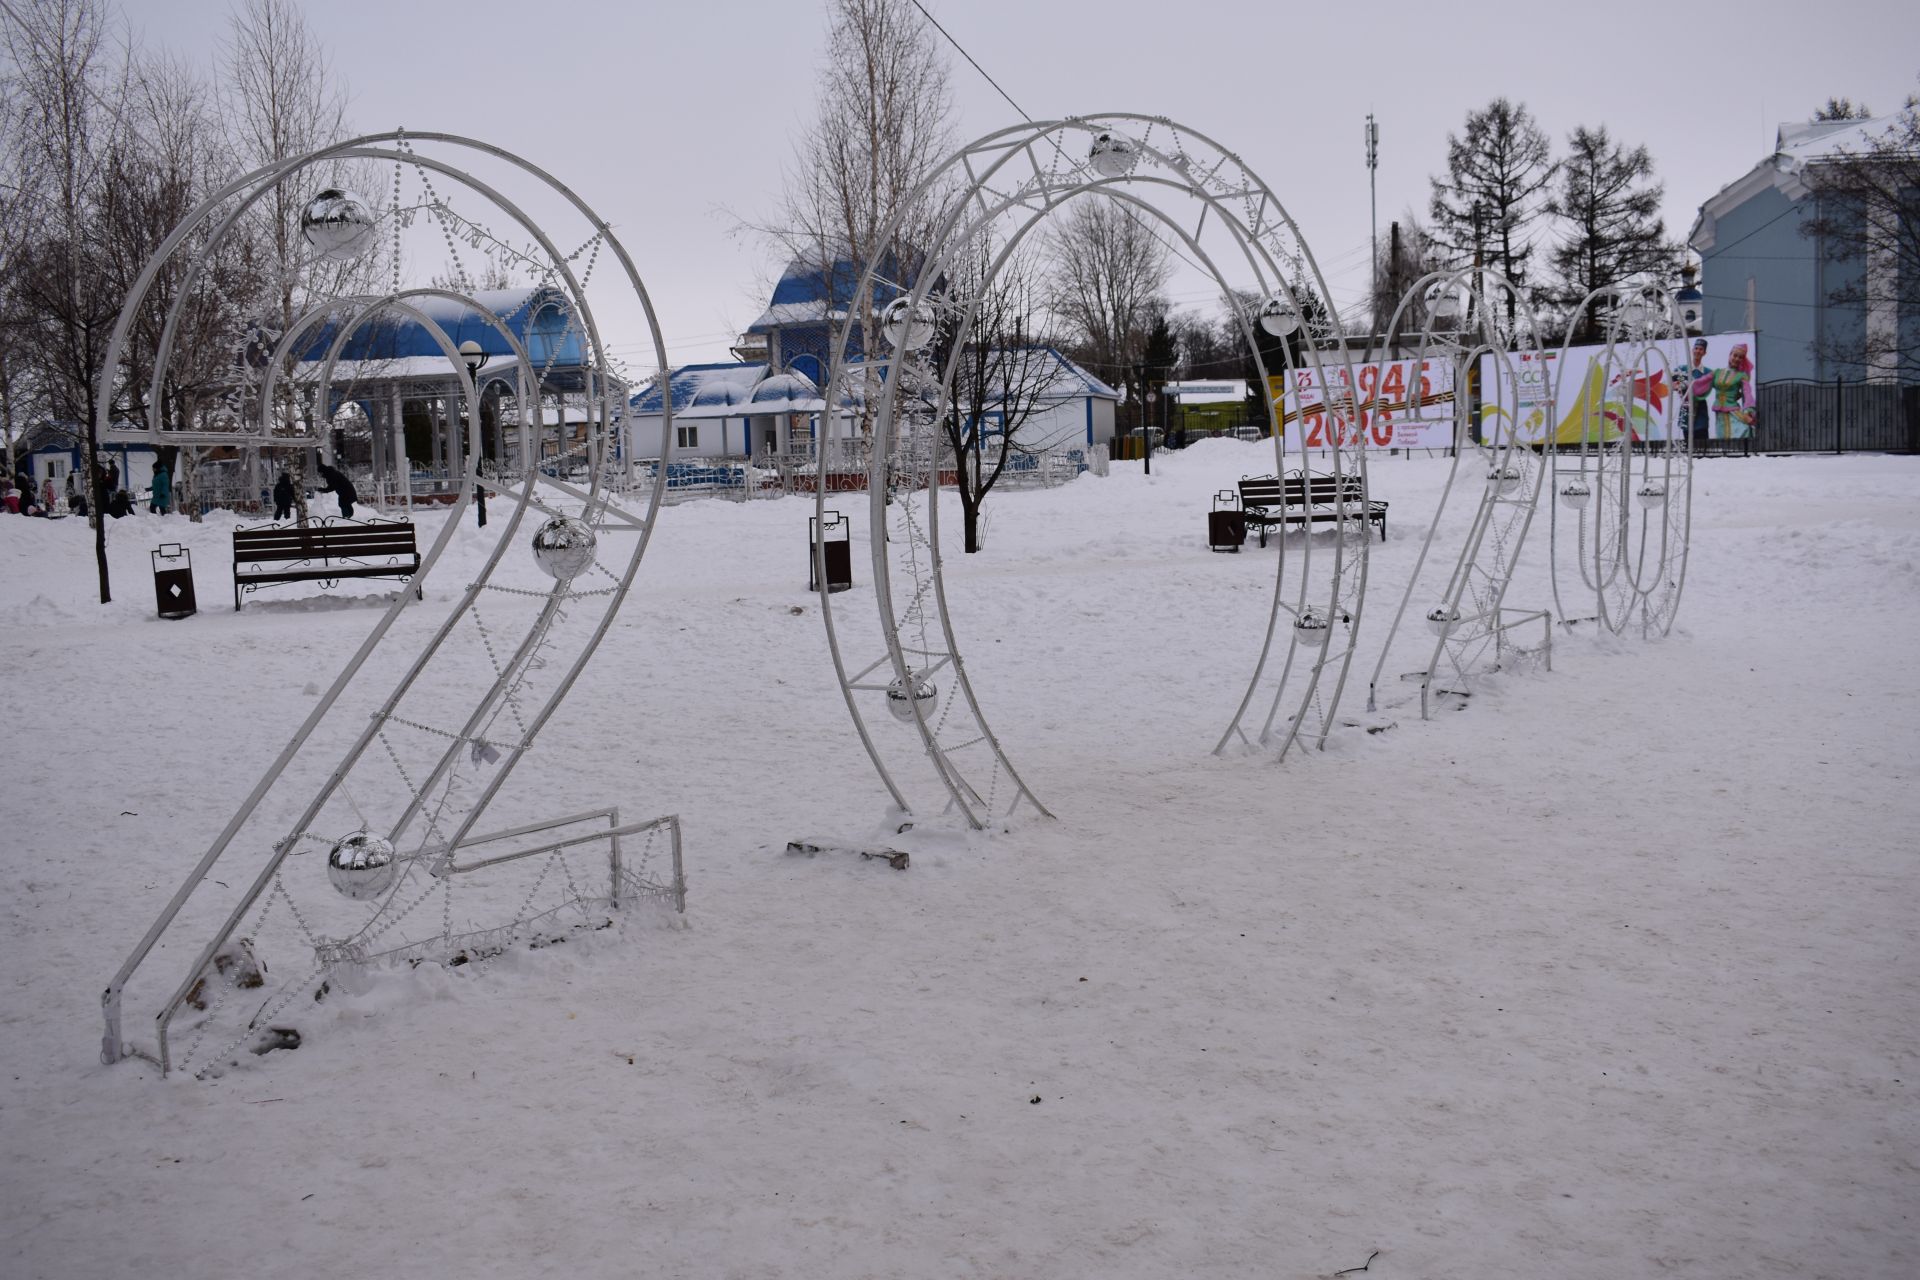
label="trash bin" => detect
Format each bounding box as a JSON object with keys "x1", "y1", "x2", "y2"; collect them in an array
[
  {"x1": 152, "y1": 543, "x2": 197, "y2": 619},
  {"x1": 1208, "y1": 491, "x2": 1246, "y2": 553},
  {"x1": 809, "y1": 510, "x2": 853, "y2": 592}
]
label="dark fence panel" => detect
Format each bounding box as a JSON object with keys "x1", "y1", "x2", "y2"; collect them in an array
[{"x1": 1753, "y1": 379, "x2": 1920, "y2": 453}]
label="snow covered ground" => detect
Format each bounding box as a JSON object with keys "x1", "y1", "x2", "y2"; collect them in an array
[{"x1": 2, "y1": 443, "x2": 1915, "y2": 1279}]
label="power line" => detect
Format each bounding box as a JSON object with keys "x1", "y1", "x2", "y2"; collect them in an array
[
  {"x1": 908, "y1": 0, "x2": 1218, "y2": 288},
  {"x1": 908, "y1": 1, "x2": 1030, "y2": 123}
]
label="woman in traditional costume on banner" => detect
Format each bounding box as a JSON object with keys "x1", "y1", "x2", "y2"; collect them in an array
[{"x1": 1693, "y1": 342, "x2": 1756, "y2": 439}]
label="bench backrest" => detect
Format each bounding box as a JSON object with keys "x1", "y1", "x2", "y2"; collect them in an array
[
  {"x1": 234, "y1": 520, "x2": 418, "y2": 564},
  {"x1": 1239, "y1": 472, "x2": 1367, "y2": 508}
]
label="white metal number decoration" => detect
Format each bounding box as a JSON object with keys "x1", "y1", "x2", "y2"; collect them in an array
[
  {"x1": 1547, "y1": 284, "x2": 1694, "y2": 637},
  {"x1": 814, "y1": 114, "x2": 1371, "y2": 829},
  {"x1": 1366, "y1": 266, "x2": 1555, "y2": 719},
  {"x1": 96, "y1": 132, "x2": 686, "y2": 1077}
]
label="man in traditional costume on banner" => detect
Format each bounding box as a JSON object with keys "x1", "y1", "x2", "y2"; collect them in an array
[
  {"x1": 1693, "y1": 341, "x2": 1756, "y2": 439},
  {"x1": 1676, "y1": 338, "x2": 1712, "y2": 443}
]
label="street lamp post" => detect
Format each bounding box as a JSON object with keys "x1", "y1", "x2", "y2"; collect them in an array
[{"x1": 459, "y1": 339, "x2": 485, "y2": 523}]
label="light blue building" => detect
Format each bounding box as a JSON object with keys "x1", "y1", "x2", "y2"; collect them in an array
[{"x1": 1690, "y1": 116, "x2": 1910, "y2": 384}]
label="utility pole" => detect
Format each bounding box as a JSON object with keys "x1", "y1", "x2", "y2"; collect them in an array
[{"x1": 1366, "y1": 113, "x2": 1379, "y2": 331}]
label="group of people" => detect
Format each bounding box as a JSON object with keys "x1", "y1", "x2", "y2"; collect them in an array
[
  {"x1": 271, "y1": 463, "x2": 356, "y2": 521},
  {"x1": 5, "y1": 454, "x2": 366, "y2": 522},
  {"x1": 1679, "y1": 339, "x2": 1757, "y2": 442},
  {"x1": 3, "y1": 456, "x2": 181, "y2": 520}
]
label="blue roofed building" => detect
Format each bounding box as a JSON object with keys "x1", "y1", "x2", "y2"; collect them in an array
[
  {"x1": 742, "y1": 250, "x2": 925, "y2": 386},
  {"x1": 626, "y1": 348, "x2": 1118, "y2": 463},
  {"x1": 289, "y1": 286, "x2": 629, "y2": 487}
]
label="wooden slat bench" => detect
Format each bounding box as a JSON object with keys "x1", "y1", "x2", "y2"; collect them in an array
[
  {"x1": 1237, "y1": 471, "x2": 1388, "y2": 547},
  {"x1": 232, "y1": 517, "x2": 423, "y2": 610}
]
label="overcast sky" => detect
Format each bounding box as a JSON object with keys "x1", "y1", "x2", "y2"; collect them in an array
[{"x1": 148, "y1": 0, "x2": 1919, "y2": 369}]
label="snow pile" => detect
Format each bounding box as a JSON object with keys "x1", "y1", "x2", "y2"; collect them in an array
[{"x1": 1, "y1": 447, "x2": 1915, "y2": 1278}]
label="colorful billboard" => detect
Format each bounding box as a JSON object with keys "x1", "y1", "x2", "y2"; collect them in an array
[
  {"x1": 1478, "y1": 332, "x2": 1758, "y2": 446},
  {"x1": 1264, "y1": 356, "x2": 1458, "y2": 451}
]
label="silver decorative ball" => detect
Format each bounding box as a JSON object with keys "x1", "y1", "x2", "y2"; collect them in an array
[
  {"x1": 1488, "y1": 466, "x2": 1523, "y2": 494},
  {"x1": 884, "y1": 673, "x2": 938, "y2": 723},
  {"x1": 327, "y1": 830, "x2": 398, "y2": 901},
  {"x1": 879, "y1": 296, "x2": 935, "y2": 350},
  {"x1": 1636, "y1": 482, "x2": 1667, "y2": 509},
  {"x1": 300, "y1": 189, "x2": 376, "y2": 264},
  {"x1": 1293, "y1": 610, "x2": 1331, "y2": 647},
  {"x1": 1258, "y1": 295, "x2": 1302, "y2": 338},
  {"x1": 1559, "y1": 480, "x2": 1592, "y2": 510},
  {"x1": 1426, "y1": 605, "x2": 1461, "y2": 638},
  {"x1": 1087, "y1": 131, "x2": 1139, "y2": 179},
  {"x1": 531, "y1": 515, "x2": 597, "y2": 579}
]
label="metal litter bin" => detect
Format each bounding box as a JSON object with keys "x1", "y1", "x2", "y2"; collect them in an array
[
  {"x1": 809, "y1": 510, "x2": 853, "y2": 593},
  {"x1": 152, "y1": 543, "x2": 197, "y2": 618},
  {"x1": 1208, "y1": 490, "x2": 1246, "y2": 553}
]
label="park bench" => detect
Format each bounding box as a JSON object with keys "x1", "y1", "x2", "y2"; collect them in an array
[
  {"x1": 1237, "y1": 471, "x2": 1387, "y2": 548},
  {"x1": 232, "y1": 516, "x2": 423, "y2": 611}
]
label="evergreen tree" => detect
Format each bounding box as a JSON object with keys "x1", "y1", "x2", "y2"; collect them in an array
[
  {"x1": 1428, "y1": 99, "x2": 1555, "y2": 321},
  {"x1": 1546, "y1": 125, "x2": 1677, "y2": 338},
  {"x1": 1812, "y1": 97, "x2": 1873, "y2": 121}
]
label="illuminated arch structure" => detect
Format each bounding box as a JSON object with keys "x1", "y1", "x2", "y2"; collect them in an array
[
  {"x1": 814, "y1": 115, "x2": 1373, "y2": 829},
  {"x1": 98, "y1": 132, "x2": 684, "y2": 1077}
]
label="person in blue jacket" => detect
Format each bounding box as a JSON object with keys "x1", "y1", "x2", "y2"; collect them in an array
[{"x1": 149, "y1": 462, "x2": 172, "y2": 515}]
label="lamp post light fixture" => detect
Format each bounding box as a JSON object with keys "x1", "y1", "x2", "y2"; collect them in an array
[
  {"x1": 457, "y1": 339, "x2": 486, "y2": 474},
  {"x1": 458, "y1": 338, "x2": 485, "y2": 381}
]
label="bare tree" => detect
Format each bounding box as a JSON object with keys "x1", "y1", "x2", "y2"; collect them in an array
[
  {"x1": 2, "y1": 0, "x2": 131, "y2": 600},
  {"x1": 224, "y1": 0, "x2": 366, "y2": 514},
  {"x1": 0, "y1": 50, "x2": 43, "y2": 479},
  {"x1": 1801, "y1": 95, "x2": 1920, "y2": 381},
  {"x1": 1043, "y1": 196, "x2": 1171, "y2": 418},
  {"x1": 105, "y1": 50, "x2": 263, "y2": 521},
  {"x1": 1429, "y1": 98, "x2": 1555, "y2": 323},
  {"x1": 1368, "y1": 211, "x2": 1449, "y2": 341},
  {"x1": 932, "y1": 237, "x2": 1062, "y2": 553},
  {"x1": 749, "y1": 0, "x2": 954, "y2": 423}
]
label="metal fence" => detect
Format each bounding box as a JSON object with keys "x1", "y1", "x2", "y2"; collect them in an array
[{"x1": 1752, "y1": 379, "x2": 1920, "y2": 454}]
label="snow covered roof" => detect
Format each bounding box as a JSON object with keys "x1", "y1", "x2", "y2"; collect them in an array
[
  {"x1": 292, "y1": 286, "x2": 588, "y2": 367},
  {"x1": 289, "y1": 354, "x2": 518, "y2": 385},
  {"x1": 749, "y1": 371, "x2": 828, "y2": 413},
  {"x1": 1023, "y1": 347, "x2": 1120, "y2": 401},
  {"x1": 746, "y1": 252, "x2": 926, "y2": 335},
  {"x1": 1691, "y1": 113, "x2": 1903, "y2": 250},
  {"x1": 630, "y1": 349, "x2": 1115, "y2": 422},
  {"x1": 631, "y1": 362, "x2": 769, "y2": 418}
]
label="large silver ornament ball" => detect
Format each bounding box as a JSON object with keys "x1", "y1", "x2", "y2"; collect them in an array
[
  {"x1": 885, "y1": 674, "x2": 938, "y2": 724},
  {"x1": 1293, "y1": 610, "x2": 1331, "y2": 647},
  {"x1": 300, "y1": 188, "x2": 376, "y2": 264},
  {"x1": 531, "y1": 515, "x2": 597, "y2": 579},
  {"x1": 1559, "y1": 480, "x2": 1592, "y2": 510},
  {"x1": 1488, "y1": 466, "x2": 1523, "y2": 494},
  {"x1": 327, "y1": 830, "x2": 398, "y2": 901},
  {"x1": 1258, "y1": 295, "x2": 1302, "y2": 339},
  {"x1": 1426, "y1": 605, "x2": 1461, "y2": 638},
  {"x1": 1636, "y1": 482, "x2": 1667, "y2": 509},
  {"x1": 1087, "y1": 131, "x2": 1140, "y2": 179},
  {"x1": 879, "y1": 296, "x2": 935, "y2": 350}
]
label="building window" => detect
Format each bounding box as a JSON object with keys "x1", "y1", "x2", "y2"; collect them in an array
[{"x1": 676, "y1": 424, "x2": 698, "y2": 450}]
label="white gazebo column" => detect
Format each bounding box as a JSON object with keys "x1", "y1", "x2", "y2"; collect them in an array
[
  {"x1": 390, "y1": 384, "x2": 407, "y2": 492},
  {"x1": 445, "y1": 383, "x2": 465, "y2": 480}
]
